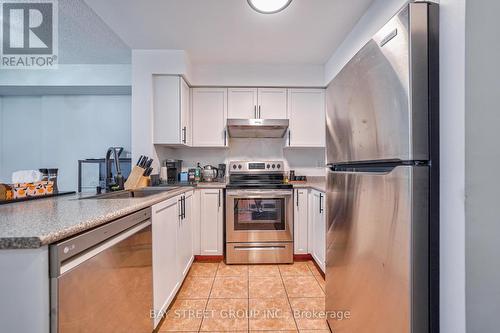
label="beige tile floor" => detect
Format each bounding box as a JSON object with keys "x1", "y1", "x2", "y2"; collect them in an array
[{"x1": 159, "y1": 261, "x2": 329, "y2": 333}]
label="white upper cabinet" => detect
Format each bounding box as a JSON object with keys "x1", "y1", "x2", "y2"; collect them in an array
[
  {"x1": 153, "y1": 75, "x2": 191, "y2": 146},
  {"x1": 287, "y1": 89, "x2": 326, "y2": 147},
  {"x1": 227, "y1": 87, "x2": 287, "y2": 119},
  {"x1": 180, "y1": 78, "x2": 191, "y2": 146},
  {"x1": 228, "y1": 88, "x2": 258, "y2": 119},
  {"x1": 192, "y1": 88, "x2": 228, "y2": 147},
  {"x1": 258, "y1": 88, "x2": 287, "y2": 119}
]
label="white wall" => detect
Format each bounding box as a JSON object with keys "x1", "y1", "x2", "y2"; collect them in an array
[
  {"x1": 465, "y1": 0, "x2": 500, "y2": 331},
  {"x1": 0, "y1": 95, "x2": 131, "y2": 191},
  {"x1": 439, "y1": 1, "x2": 466, "y2": 332},
  {"x1": 191, "y1": 63, "x2": 324, "y2": 87},
  {"x1": 156, "y1": 139, "x2": 325, "y2": 177},
  {"x1": 0, "y1": 65, "x2": 131, "y2": 87},
  {"x1": 323, "y1": 0, "x2": 467, "y2": 332}
]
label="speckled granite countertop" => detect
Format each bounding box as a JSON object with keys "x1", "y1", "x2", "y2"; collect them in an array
[
  {"x1": 0, "y1": 187, "x2": 194, "y2": 250},
  {"x1": 157, "y1": 182, "x2": 226, "y2": 189},
  {"x1": 291, "y1": 177, "x2": 327, "y2": 192}
]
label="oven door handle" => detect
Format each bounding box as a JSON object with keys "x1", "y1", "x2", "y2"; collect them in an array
[{"x1": 226, "y1": 190, "x2": 293, "y2": 197}]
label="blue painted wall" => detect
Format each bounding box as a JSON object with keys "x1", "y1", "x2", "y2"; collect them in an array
[{"x1": 0, "y1": 95, "x2": 131, "y2": 191}]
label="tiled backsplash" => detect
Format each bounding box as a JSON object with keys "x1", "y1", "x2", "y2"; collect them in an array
[{"x1": 155, "y1": 138, "x2": 326, "y2": 176}]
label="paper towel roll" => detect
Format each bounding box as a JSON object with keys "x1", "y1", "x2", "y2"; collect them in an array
[
  {"x1": 11, "y1": 170, "x2": 43, "y2": 183},
  {"x1": 160, "y1": 167, "x2": 168, "y2": 181}
]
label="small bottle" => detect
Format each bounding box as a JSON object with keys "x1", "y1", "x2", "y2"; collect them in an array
[{"x1": 194, "y1": 162, "x2": 201, "y2": 183}]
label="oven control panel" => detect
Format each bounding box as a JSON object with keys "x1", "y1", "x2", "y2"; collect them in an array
[{"x1": 229, "y1": 161, "x2": 284, "y2": 173}]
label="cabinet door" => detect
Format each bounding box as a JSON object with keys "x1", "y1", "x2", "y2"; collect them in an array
[
  {"x1": 180, "y1": 77, "x2": 191, "y2": 146},
  {"x1": 153, "y1": 75, "x2": 181, "y2": 144},
  {"x1": 200, "y1": 189, "x2": 223, "y2": 255},
  {"x1": 287, "y1": 89, "x2": 326, "y2": 147},
  {"x1": 178, "y1": 191, "x2": 194, "y2": 279},
  {"x1": 294, "y1": 188, "x2": 309, "y2": 254},
  {"x1": 191, "y1": 190, "x2": 201, "y2": 255},
  {"x1": 258, "y1": 88, "x2": 287, "y2": 119},
  {"x1": 310, "y1": 190, "x2": 326, "y2": 272},
  {"x1": 192, "y1": 88, "x2": 228, "y2": 147},
  {"x1": 228, "y1": 88, "x2": 258, "y2": 119},
  {"x1": 152, "y1": 197, "x2": 179, "y2": 327}
]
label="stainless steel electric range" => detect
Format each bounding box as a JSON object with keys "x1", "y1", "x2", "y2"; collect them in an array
[{"x1": 225, "y1": 160, "x2": 293, "y2": 264}]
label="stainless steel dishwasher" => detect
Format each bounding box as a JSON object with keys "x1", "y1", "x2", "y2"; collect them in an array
[{"x1": 49, "y1": 208, "x2": 153, "y2": 333}]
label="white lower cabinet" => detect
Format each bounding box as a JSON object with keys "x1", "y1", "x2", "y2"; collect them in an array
[
  {"x1": 152, "y1": 196, "x2": 180, "y2": 327},
  {"x1": 309, "y1": 189, "x2": 326, "y2": 272},
  {"x1": 294, "y1": 189, "x2": 309, "y2": 254},
  {"x1": 199, "y1": 188, "x2": 224, "y2": 255},
  {"x1": 152, "y1": 191, "x2": 194, "y2": 328},
  {"x1": 178, "y1": 191, "x2": 194, "y2": 279}
]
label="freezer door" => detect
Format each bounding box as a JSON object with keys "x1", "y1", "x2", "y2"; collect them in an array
[
  {"x1": 326, "y1": 3, "x2": 431, "y2": 164},
  {"x1": 325, "y1": 166, "x2": 429, "y2": 333}
]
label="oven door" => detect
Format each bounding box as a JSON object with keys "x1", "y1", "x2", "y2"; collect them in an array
[{"x1": 226, "y1": 189, "x2": 293, "y2": 243}]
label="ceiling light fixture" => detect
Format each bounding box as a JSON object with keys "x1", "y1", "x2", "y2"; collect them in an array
[{"x1": 247, "y1": 0, "x2": 292, "y2": 14}]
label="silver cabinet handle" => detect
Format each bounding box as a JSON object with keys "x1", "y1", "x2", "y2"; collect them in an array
[
  {"x1": 179, "y1": 197, "x2": 183, "y2": 219},
  {"x1": 254, "y1": 105, "x2": 257, "y2": 118},
  {"x1": 155, "y1": 206, "x2": 169, "y2": 215},
  {"x1": 288, "y1": 130, "x2": 291, "y2": 146},
  {"x1": 218, "y1": 190, "x2": 221, "y2": 208},
  {"x1": 258, "y1": 105, "x2": 261, "y2": 118},
  {"x1": 296, "y1": 191, "x2": 299, "y2": 206},
  {"x1": 319, "y1": 193, "x2": 323, "y2": 213},
  {"x1": 182, "y1": 126, "x2": 187, "y2": 143},
  {"x1": 181, "y1": 196, "x2": 185, "y2": 219}
]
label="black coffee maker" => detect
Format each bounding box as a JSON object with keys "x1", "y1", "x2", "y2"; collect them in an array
[
  {"x1": 217, "y1": 163, "x2": 226, "y2": 182},
  {"x1": 165, "y1": 159, "x2": 182, "y2": 183}
]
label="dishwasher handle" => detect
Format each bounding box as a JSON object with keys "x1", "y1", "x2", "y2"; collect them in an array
[{"x1": 50, "y1": 208, "x2": 151, "y2": 277}]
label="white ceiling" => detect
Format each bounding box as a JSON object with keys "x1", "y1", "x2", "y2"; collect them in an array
[
  {"x1": 83, "y1": 0, "x2": 374, "y2": 65},
  {"x1": 58, "y1": 0, "x2": 130, "y2": 64}
]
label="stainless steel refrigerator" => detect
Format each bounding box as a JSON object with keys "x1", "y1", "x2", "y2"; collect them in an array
[{"x1": 325, "y1": 2, "x2": 439, "y2": 333}]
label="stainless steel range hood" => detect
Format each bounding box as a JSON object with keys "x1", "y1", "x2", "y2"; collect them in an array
[{"x1": 227, "y1": 119, "x2": 289, "y2": 138}]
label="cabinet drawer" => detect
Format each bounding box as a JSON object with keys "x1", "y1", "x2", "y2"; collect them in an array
[{"x1": 226, "y1": 242, "x2": 293, "y2": 264}]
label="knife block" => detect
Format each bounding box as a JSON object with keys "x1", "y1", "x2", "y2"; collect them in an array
[
  {"x1": 124, "y1": 166, "x2": 146, "y2": 190},
  {"x1": 137, "y1": 176, "x2": 150, "y2": 188}
]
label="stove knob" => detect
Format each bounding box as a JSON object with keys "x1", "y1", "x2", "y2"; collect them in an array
[
  {"x1": 272, "y1": 164, "x2": 276, "y2": 169},
  {"x1": 267, "y1": 164, "x2": 271, "y2": 169},
  {"x1": 238, "y1": 164, "x2": 242, "y2": 169},
  {"x1": 277, "y1": 164, "x2": 281, "y2": 169},
  {"x1": 232, "y1": 164, "x2": 237, "y2": 169}
]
